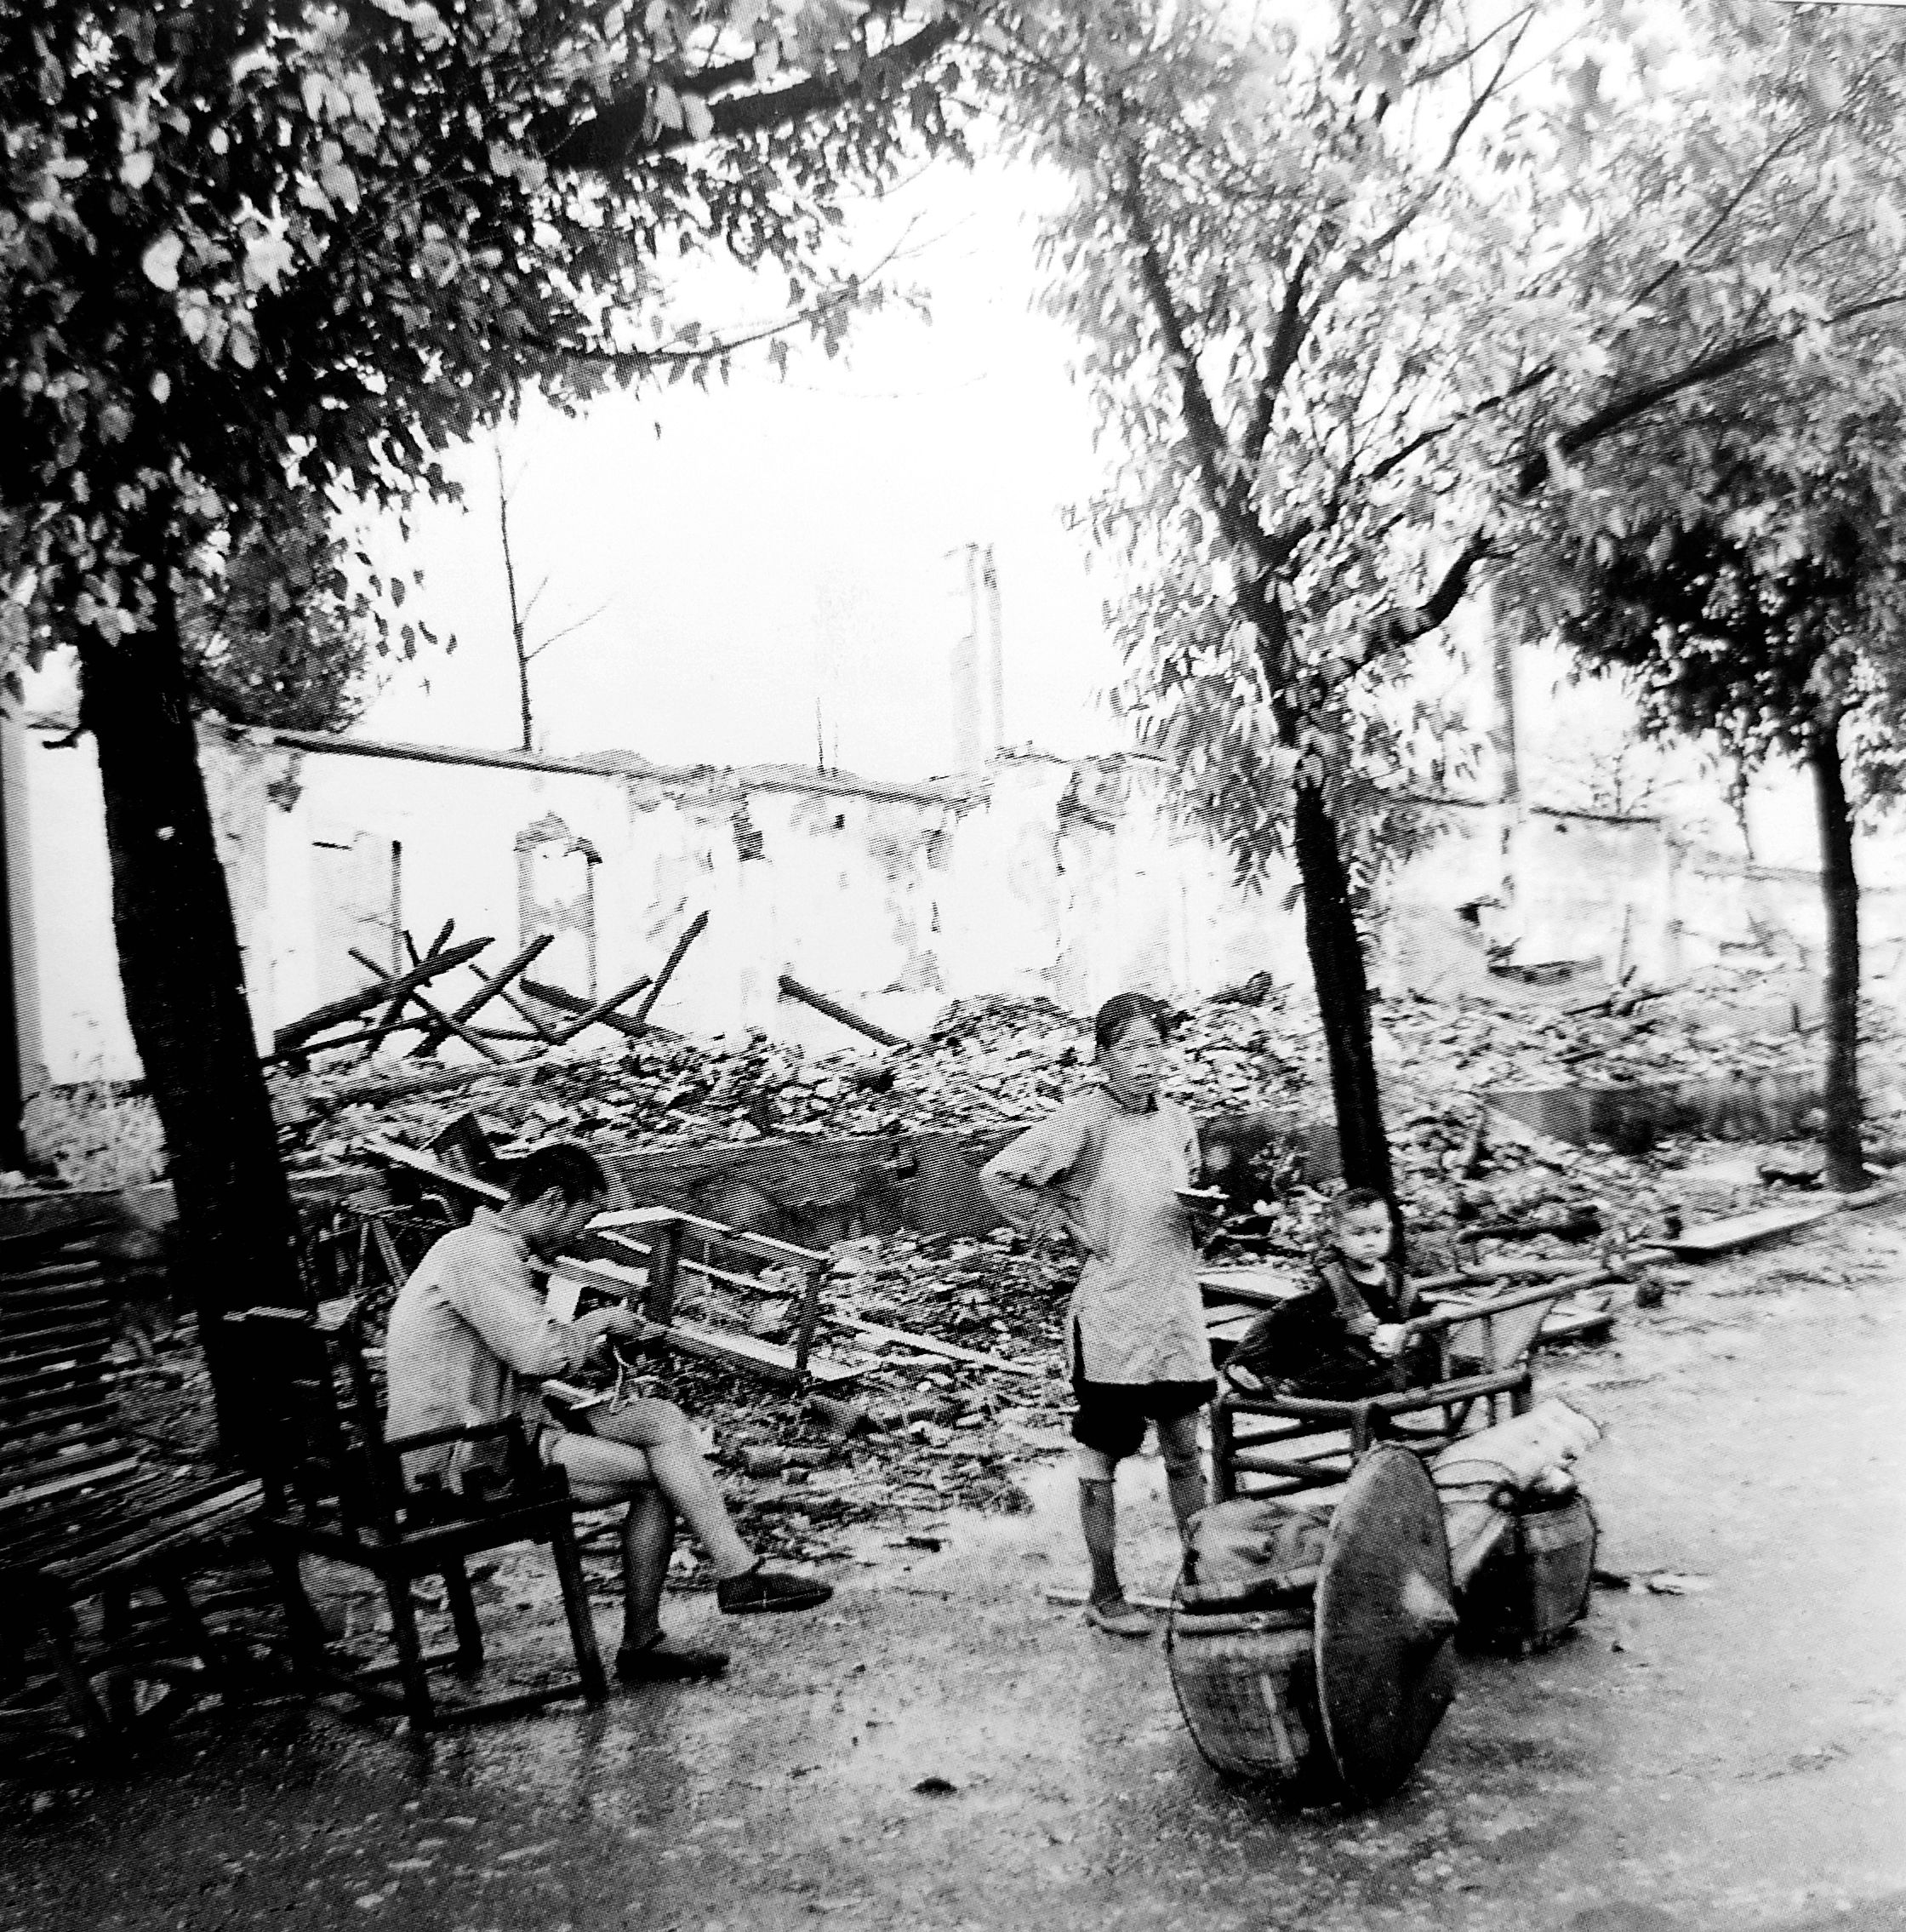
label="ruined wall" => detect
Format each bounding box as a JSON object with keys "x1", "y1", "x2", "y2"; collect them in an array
[
  {"x1": 20, "y1": 718, "x2": 1903, "y2": 1089},
  {"x1": 16, "y1": 728, "x2": 1308, "y2": 1083}
]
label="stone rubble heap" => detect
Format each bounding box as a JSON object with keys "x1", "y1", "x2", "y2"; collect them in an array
[{"x1": 271, "y1": 965, "x2": 1906, "y2": 1172}]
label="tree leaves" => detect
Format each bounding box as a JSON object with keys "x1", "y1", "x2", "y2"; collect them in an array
[
  {"x1": 3, "y1": 1, "x2": 970, "y2": 683},
  {"x1": 999, "y1": 0, "x2": 1906, "y2": 895}
]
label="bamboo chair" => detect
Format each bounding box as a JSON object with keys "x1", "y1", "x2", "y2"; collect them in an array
[{"x1": 1210, "y1": 1278, "x2": 1580, "y2": 1503}]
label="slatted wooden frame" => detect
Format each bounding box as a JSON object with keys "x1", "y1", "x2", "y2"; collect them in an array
[
  {"x1": 0, "y1": 1226, "x2": 261, "y2": 1748},
  {"x1": 237, "y1": 1297, "x2": 608, "y2": 1735},
  {"x1": 1210, "y1": 1279, "x2": 1578, "y2": 1503}
]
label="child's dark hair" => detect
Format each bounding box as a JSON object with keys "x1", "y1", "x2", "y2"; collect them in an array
[
  {"x1": 1332, "y1": 1186, "x2": 1390, "y2": 1220},
  {"x1": 1093, "y1": 991, "x2": 1173, "y2": 1054},
  {"x1": 507, "y1": 1142, "x2": 611, "y2": 1208}
]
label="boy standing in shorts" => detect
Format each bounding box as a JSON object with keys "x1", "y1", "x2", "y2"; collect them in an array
[{"x1": 981, "y1": 993, "x2": 1215, "y2": 1638}]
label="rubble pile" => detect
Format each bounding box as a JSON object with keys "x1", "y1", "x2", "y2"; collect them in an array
[
  {"x1": 665, "y1": 1227, "x2": 1078, "y2": 1553},
  {"x1": 273, "y1": 969, "x2": 1906, "y2": 1182}
]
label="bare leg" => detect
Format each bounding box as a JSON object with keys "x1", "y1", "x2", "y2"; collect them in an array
[
  {"x1": 617, "y1": 1487, "x2": 676, "y2": 1654},
  {"x1": 1078, "y1": 1478, "x2": 1121, "y2": 1605},
  {"x1": 1157, "y1": 1409, "x2": 1207, "y2": 1545},
  {"x1": 562, "y1": 1401, "x2": 756, "y2": 1579}
]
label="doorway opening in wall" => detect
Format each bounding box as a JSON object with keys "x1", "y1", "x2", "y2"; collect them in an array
[{"x1": 516, "y1": 817, "x2": 600, "y2": 998}]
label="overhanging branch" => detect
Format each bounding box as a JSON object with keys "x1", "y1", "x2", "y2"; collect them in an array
[
  {"x1": 1514, "y1": 289, "x2": 1906, "y2": 494},
  {"x1": 542, "y1": 11, "x2": 968, "y2": 174}
]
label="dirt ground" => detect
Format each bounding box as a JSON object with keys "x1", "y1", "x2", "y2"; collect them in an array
[{"x1": 6, "y1": 1207, "x2": 1906, "y2": 1932}]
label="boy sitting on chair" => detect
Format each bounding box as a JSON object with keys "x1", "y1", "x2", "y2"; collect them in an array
[
  {"x1": 385, "y1": 1142, "x2": 830, "y2": 1685},
  {"x1": 1224, "y1": 1189, "x2": 1435, "y2": 1399}
]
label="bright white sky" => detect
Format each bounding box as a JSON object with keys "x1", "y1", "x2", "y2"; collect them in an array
[{"x1": 356, "y1": 156, "x2": 1127, "y2": 780}]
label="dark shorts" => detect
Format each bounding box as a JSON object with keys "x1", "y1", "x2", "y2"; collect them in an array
[{"x1": 1071, "y1": 1377, "x2": 1217, "y2": 1462}]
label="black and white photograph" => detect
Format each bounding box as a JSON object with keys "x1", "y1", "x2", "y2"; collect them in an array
[{"x1": 3, "y1": 2, "x2": 1905, "y2": 1926}]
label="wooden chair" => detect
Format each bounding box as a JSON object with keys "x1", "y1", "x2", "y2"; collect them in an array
[
  {"x1": 235, "y1": 1298, "x2": 607, "y2": 1735},
  {"x1": 1210, "y1": 1277, "x2": 1588, "y2": 1503},
  {"x1": 0, "y1": 1225, "x2": 260, "y2": 1752}
]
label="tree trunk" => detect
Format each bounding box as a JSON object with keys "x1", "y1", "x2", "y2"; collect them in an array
[
  {"x1": 1291, "y1": 777, "x2": 1395, "y2": 1198},
  {"x1": 77, "y1": 564, "x2": 308, "y2": 1457},
  {"x1": 1807, "y1": 712, "x2": 1864, "y2": 1192}
]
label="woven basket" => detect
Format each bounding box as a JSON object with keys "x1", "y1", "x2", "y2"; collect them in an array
[
  {"x1": 1166, "y1": 1599, "x2": 1320, "y2": 1781},
  {"x1": 1460, "y1": 1491, "x2": 1597, "y2": 1653}
]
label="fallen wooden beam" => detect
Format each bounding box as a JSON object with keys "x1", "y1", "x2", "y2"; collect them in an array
[
  {"x1": 357, "y1": 923, "x2": 455, "y2": 1064},
  {"x1": 408, "y1": 932, "x2": 554, "y2": 1059},
  {"x1": 272, "y1": 935, "x2": 491, "y2": 1055},
  {"x1": 348, "y1": 950, "x2": 508, "y2": 1063},
  {"x1": 549, "y1": 972, "x2": 655, "y2": 1047},
  {"x1": 295, "y1": 1061, "x2": 540, "y2": 1113},
  {"x1": 822, "y1": 1312, "x2": 1045, "y2": 1377},
  {"x1": 522, "y1": 978, "x2": 652, "y2": 1040},
  {"x1": 629, "y1": 911, "x2": 709, "y2": 1028},
  {"x1": 261, "y1": 1015, "x2": 433, "y2": 1063},
  {"x1": 777, "y1": 975, "x2": 910, "y2": 1049}
]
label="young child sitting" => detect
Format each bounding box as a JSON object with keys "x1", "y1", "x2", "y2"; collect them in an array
[{"x1": 1224, "y1": 1188, "x2": 1435, "y2": 1398}]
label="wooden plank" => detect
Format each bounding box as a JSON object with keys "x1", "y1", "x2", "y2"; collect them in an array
[
  {"x1": 0, "y1": 1421, "x2": 126, "y2": 1478},
  {"x1": 663, "y1": 1319, "x2": 861, "y2": 1388},
  {"x1": 589, "y1": 1209, "x2": 827, "y2": 1272},
  {"x1": 1669, "y1": 1200, "x2": 1838, "y2": 1255},
  {"x1": 821, "y1": 1312, "x2": 1044, "y2": 1378},
  {"x1": 368, "y1": 1141, "x2": 509, "y2": 1203},
  {"x1": 1198, "y1": 1266, "x2": 1304, "y2": 1307},
  {"x1": 1661, "y1": 1185, "x2": 1906, "y2": 1258},
  {"x1": 0, "y1": 1261, "x2": 108, "y2": 1289},
  {"x1": 0, "y1": 1453, "x2": 143, "y2": 1519},
  {"x1": 542, "y1": 1256, "x2": 860, "y2": 1387},
  {"x1": 43, "y1": 1481, "x2": 262, "y2": 1590}
]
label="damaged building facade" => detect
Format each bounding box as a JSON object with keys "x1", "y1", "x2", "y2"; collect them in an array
[{"x1": 8, "y1": 713, "x2": 1905, "y2": 1091}]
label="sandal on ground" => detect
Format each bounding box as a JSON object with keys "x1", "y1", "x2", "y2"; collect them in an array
[
  {"x1": 1085, "y1": 1596, "x2": 1155, "y2": 1639},
  {"x1": 614, "y1": 1634, "x2": 730, "y2": 1683},
  {"x1": 715, "y1": 1564, "x2": 833, "y2": 1615}
]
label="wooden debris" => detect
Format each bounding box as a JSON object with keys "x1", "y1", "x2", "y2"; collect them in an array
[
  {"x1": 302, "y1": 1060, "x2": 541, "y2": 1114},
  {"x1": 823, "y1": 1310, "x2": 1045, "y2": 1378},
  {"x1": 408, "y1": 932, "x2": 554, "y2": 1060},
  {"x1": 348, "y1": 948, "x2": 509, "y2": 1062},
  {"x1": 777, "y1": 974, "x2": 910, "y2": 1049},
  {"x1": 629, "y1": 911, "x2": 709, "y2": 1028},
  {"x1": 549, "y1": 973, "x2": 656, "y2": 1047},
  {"x1": 271, "y1": 935, "x2": 491, "y2": 1056},
  {"x1": 367, "y1": 1143, "x2": 854, "y2": 1390},
  {"x1": 521, "y1": 977, "x2": 653, "y2": 1040},
  {"x1": 1456, "y1": 1207, "x2": 1602, "y2": 1246},
  {"x1": 1198, "y1": 1265, "x2": 1304, "y2": 1307},
  {"x1": 1664, "y1": 1186, "x2": 1906, "y2": 1258},
  {"x1": 1043, "y1": 1586, "x2": 1173, "y2": 1612}
]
